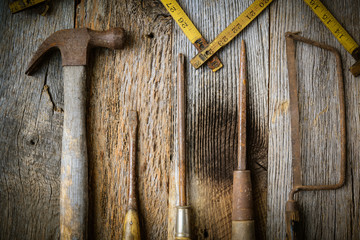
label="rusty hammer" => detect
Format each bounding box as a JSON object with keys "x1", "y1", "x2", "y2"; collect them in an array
[{"x1": 25, "y1": 28, "x2": 126, "y2": 239}]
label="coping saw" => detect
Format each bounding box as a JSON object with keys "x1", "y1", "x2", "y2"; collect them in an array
[{"x1": 285, "y1": 32, "x2": 346, "y2": 240}]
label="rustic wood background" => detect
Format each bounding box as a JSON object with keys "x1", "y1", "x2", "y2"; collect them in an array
[{"x1": 0, "y1": 0, "x2": 359, "y2": 239}]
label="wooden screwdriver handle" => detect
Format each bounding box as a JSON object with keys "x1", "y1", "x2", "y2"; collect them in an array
[
  {"x1": 122, "y1": 209, "x2": 141, "y2": 240},
  {"x1": 231, "y1": 170, "x2": 255, "y2": 240}
]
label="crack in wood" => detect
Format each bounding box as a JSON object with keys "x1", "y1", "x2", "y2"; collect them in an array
[{"x1": 42, "y1": 85, "x2": 63, "y2": 113}]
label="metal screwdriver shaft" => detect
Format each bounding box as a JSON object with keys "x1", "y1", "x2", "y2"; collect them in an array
[
  {"x1": 237, "y1": 40, "x2": 247, "y2": 172},
  {"x1": 175, "y1": 54, "x2": 191, "y2": 239},
  {"x1": 122, "y1": 111, "x2": 141, "y2": 240},
  {"x1": 178, "y1": 53, "x2": 187, "y2": 207},
  {"x1": 231, "y1": 40, "x2": 256, "y2": 240}
]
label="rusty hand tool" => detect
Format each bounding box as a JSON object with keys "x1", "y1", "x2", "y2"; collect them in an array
[
  {"x1": 285, "y1": 32, "x2": 346, "y2": 240},
  {"x1": 231, "y1": 40, "x2": 255, "y2": 240},
  {"x1": 122, "y1": 111, "x2": 141, "y2": 240},
  {"x1": 25, "y1": 27, "x2": 126, "y2": 239},
  {"x1": 175, "y1": 53, "x2": 191, "y2": 240},
  {"x1": 9, "y1": 0, "x2": 50, "y2": 15}
]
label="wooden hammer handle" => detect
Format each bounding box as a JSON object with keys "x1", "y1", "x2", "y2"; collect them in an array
[{"x1": 60, "y1": 66, "x2": 88, "y2": 240}]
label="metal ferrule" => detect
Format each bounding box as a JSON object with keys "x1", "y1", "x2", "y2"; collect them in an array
[{"x1": 175, "y1": 206, "x2": 191, "y2": 238}]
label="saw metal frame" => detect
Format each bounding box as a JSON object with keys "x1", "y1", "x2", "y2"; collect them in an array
[{"x1": 285, "y1": 32, "x2": 347, "y2": 202}]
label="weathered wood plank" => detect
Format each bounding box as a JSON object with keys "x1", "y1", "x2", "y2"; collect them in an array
[
  {"x1": 1, "y1": 0, "x2": 359, "y2": 239},
  {"x1": 268, "y1": 0, "x2": 360, "y2": 239},
  {"x1": 75, "y1": 1, "x2": 173, "y2": 239},
  {"x1": 169, "y1": 1, "x2": 269, "y2": 239},
  {"x1": 0, "y1": 1, "x2": 74, "y2": 239}
]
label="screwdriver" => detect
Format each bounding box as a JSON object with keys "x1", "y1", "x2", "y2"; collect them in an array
[
  {"x1": 175, "y1": 53, "x2": 191, "y2": 240},
  {"x1": 122, "y1": 111, "x2": 141, "y2": 240},
  {"x1": 231, "y1": 40, "x2": 256, "y2": 240}
]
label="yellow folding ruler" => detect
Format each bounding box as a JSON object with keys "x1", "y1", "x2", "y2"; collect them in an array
[
  {"x1": 190, "y1": 0, "x2": 273, "y2": 69},
  {"x1": 160, "y1": 0, "x2": 223, "y2": 72},
  {"x1": 304, "y1": 0, "x2": 360, "y2": 76},
  {"x1": 9, "y1": 0, "x2": 48, "y2": 14}
]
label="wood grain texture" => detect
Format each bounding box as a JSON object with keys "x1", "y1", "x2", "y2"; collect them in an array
[
  {"x1": 1, "y1": 0, "x2": 360, "y2": 239},
  {"x1": 0, "y1": 1, "x2": 74, "y2": 239},
  {"x1": 61, "y1": 66, "x2": 88, "y2": 239},
  {"x1": 75, "y1": 0, "x2": 172, "y2": 239},
  {"x1": 169, "y1": 1, "x2": 269, "y2": 239},
  {"x1": 267, "y1": 0, "x2": 360, "y2": 239}
]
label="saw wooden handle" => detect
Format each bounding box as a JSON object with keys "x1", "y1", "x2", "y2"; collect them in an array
[
  {"x1": 285, "y1": 200, "x2": 302, "y2": 240},
  {"x1": 60, "y1": 66, "x2": 88, "y2": 240}
]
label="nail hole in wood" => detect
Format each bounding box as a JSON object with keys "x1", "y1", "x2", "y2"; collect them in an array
[
  {"x1": 146, "y1": 32, "x2": 154, "y2": 39},
  {"x1": 203, "y1": 228, "x2": 209, "y2": 238}
]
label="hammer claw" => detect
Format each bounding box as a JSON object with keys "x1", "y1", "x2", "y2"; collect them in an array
[
  {"x1": 25, "y1": 32, "x2": 61, "y2": 75},
  {"x1": 26, "y1": 28, "x2": 126, "y2": 75}
]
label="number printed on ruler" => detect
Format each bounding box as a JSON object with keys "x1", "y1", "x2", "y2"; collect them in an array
[
  {"x1": 304, "y1": 0, "x2": 359, "y2": 54},
  {"x1": 161, "y1": 0, "x2": 223, "y2": 72},
  {"x1": 190, "y1": 0, "x2": 273, "y2": 69},
  {"x1": 161, "y1": 0, "x2": 202, "y2": 43}
]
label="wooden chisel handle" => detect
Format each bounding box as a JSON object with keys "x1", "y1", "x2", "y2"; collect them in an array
[
  {"x1": 285, "y1": 200, "x2": 302, "y2": 240},
  {"x1": 122, "y1": 111, "x2": 141, "y2": 240},
  {"x1": 60, "y1": 66, "x2": 88, "y2": 240}
]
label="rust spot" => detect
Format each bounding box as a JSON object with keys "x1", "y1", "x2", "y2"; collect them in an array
[
  {"x1": 313, "y1": 106, "x2": 328, "y2": 126},
  {"x1": 271, "y1": 100, "x2": 289, "y2": 123}
]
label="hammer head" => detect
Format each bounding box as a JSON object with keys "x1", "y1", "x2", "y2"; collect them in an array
[{"x1": 26, "y1": 28, "x2": 125, "y2": 75}]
